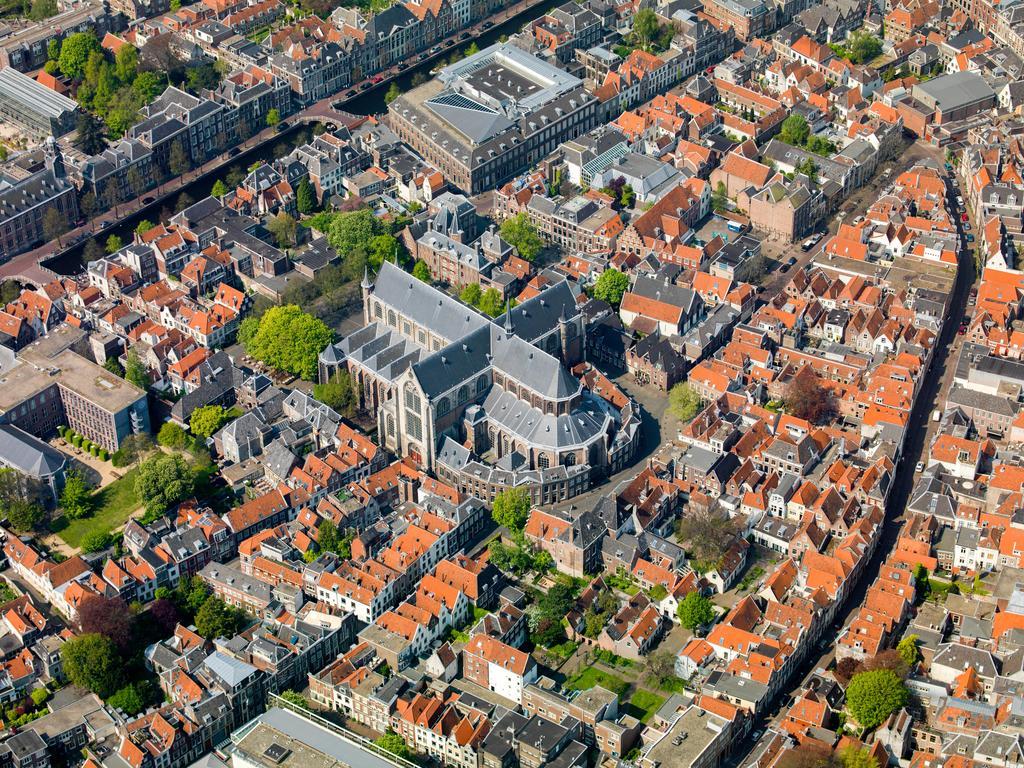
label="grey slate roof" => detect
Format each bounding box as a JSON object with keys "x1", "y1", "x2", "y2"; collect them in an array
[{"x1": 0, "y1": 424, "x2": 66, "y2": 477}]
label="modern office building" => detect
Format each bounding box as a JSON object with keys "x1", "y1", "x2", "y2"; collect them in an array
[
  {"x1": 388, "y1": 43, "x2": 600, "y2": 194},
  {"x1": 0, "y1": 327, "x2": 150, "y2": 452}
]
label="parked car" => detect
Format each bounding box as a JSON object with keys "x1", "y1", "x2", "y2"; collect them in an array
[
  {"x1": 915, "y1": 462, "x2": 924, "y2": 473},
  {"x1": 967, "y1": 234, "x2": 975, "y2": 242},
  {"x1": 961, "y1": 213, "x2": 969, "y2": 222},
  {"x1": 142, "y1": 196, "x2": 155, "y2": 204},
  {"x1": 482, "y1": 20, "x2": 493, "y2": 27}
]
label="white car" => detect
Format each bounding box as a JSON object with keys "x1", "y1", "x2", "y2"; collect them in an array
[{"x1": 915, "y1": 461, "x2": 925, "y2": 473}]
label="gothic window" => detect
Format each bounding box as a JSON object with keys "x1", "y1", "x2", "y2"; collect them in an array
[
  {"x1": 563, "y1": 453, "x2": 577, "y2": 466},
  {"x1": 546, "y1": 334, "x2": 559, "y2": 353},
  {"x1": 437, "y1": 397, "x2": 450, "y2": 416},
  {"x1": 374, "y1": 302, "x2": 383, "y2": 320},
  {"x1": 538, "y1": 454, "x2": 550, "y2": 469},
  {"x1": 458, "y1": 385, "x2": 470, "y2": 404},
  {"x1": 404, "y1": 384, "x2": 421, "y2": 412},
  {"x1": 388, "y1": 310, "x2": 397, "y2": 327},
  {"x1": 476, "y1": 374, "x2": 488, "y2": 393}
]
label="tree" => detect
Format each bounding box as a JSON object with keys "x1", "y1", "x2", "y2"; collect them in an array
[
  {"x1": 460, "y1": 283, "x2": 482, "y2": 306},
  {"x1": 632, "y1": 8, "x2": 660, "y2": 49},
  {"x1": 478, "y1": 287, "x2": 504, "y2": 317},
  {"x1": 318, "y1": 519, "x2": 339, "y2": 553},
  {"x1": 780, "y1": 114, "x2": 810, "y2": 146},
  {"x1": 280, "y1": 690, "x2": 309, "y2": 709},
  {"x1": 58, "y1": 32, "x2": 101, "y2": 80},
  {"x1": 266, "y1": 108, "x2": 281, "y2": 127},
  {"x1": 846, "y1": 669, "x2": 909, "y2": 730},
  {"x1": 384, "y1": 83, "x2": 402, "y2": 104},
  {"x1": 412, "y1": 260, "x2": 432, "y2": 282},
  {"x1": 195, "y1": 596, "x2": 245, "y2": 639},
  {"x1": 668, "y1": 382, "x2": 702, "y2": 422},
  {"x1": 593, "y1": 268, "x2": 629, "y2": 306},
  {"x1": 676, "y1": 508, "x2": 739, "y2": 568},
  {"x1": 244, "y1": 305, "x2": 334, "y2": 380},
  {"x1": 6, "y1": 499, "x2": 43, "y2": 532},
  {"x1": 375, "y1": 730, "x2": 413, "y2": 760},
  {"x1": 75, "y1": 112, "x2": 108, "y2": 156},
  {"x1": 124, "y1": 351, "x2": 148, "y2": 389},
  {"x1": 29, "y1": 0, "x2": 57, "y2": 20},
  {"x1": 60, "y1": 469, "x2": 92, "y2": 520},
  {"x1": 135, "y1": 219, "x2": 154, "y2": 236},
  {"x1": 42, "y1": 208, "x2": 67, "y2": 247},
  {"x1": 132, "y1": 70, "x2": 166, "y2": 103},
  {"x1": 499, "y1": 213, "x2": 544, "y2": 261},
  {"x1": 677, "y1": 590, "x2": 715, "y2": 631},
  {"x1": 712, "y1": 181, "x2": 729, "y2": 212},
  {"x1": 896, "y1": 635, "x2": 921, "y2": 667},
  {"x1": 785, "y1": 368, "x2": 838, "y2": 424},
  {"x1": 313, "y1": 371, "x2": 357, "y2": 416},
  {"x1": 102, "y1": 357, "x2": 124, "y2": 378},
  {"x1": 77, "y1": 594, "x2": 132, "y2": 650},
  {"x1": 491, "y1": 487, "x2": 531, "y2": 532},
  {"x1": 84, "y1": 238, "x2": 104, "y2": 263},
  {"x1": 367, "y1": 233, "x2": 402, "y2": 270},
  {"x1": 327, "y1": 208, "x2": 382, "y2": 254},
  {"x1": 148, "y1": 597, "x2": 180, "y2": 634},
  {"x1": 296, "y1": 177, "x2": 316, "y2": 215},
  {"x1": 134, "y1": 453, "x2": 195, "y2": 515},
  {"x1": 30, "y1": 688, "x2": 49, "y2": 708},
  {"x1": 190, "y1": 405, "x2": 234, "y2": 439},
  {"x1": 115, "y1": 44, "x2": 138, "y2": 83},
  {"x1": 796, "y1": 157, "x2": 819, "y2": 181},
  {"x1": 267, "y1": 212, "x2": 297, "y2": 248},
  {"x1": 81, "y1": 531, "x2": 111, "y2": 553},
  {"x1": 108, "y1": 683, "x2": 145, "y2": 715},
  {"x1": 158, "y1": 422, "x2": 189, "y2": 449},
  {"x1": 780, "y1": 743, "x2": 840, "y2": 768},
  {"x1": 61, "y1": 634, "x2": 122, "y2": 697},
  {"x1": 211, "y1": 179, "x2": 228, "y2": 198},
  {"x1": 105, "y1": 234, "x2": 123, "y2": 254},
  {"x1": 169, "y1": 140, "x2": 190, "y2": 179},
  {"x1": 840, "y1": 747, "x2": 879, "y2": 768},
  {"x1": 835, "y1": 656, "x2": 861, "y2": 683},
  {"x1": 861, "y1": 649, "x2": 909, "y2": 679},
  {"x1": 849, "y1": 31, "x2": 882, "y2": 64},
  {"x1": 114, "y1": 433, "x2": 154, "y2": 467}
]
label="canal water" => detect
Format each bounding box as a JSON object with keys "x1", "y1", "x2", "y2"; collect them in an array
[{"x1": 45, "y1": 0, "x2": 562, "y2": 275}]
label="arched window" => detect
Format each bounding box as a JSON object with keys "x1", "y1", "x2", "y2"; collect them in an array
[
  {"x1": 387, "y1": 310, "x2": 397, "y2": 327},
  {"x1": 374, "y1": 302, "x2": 383, "y2": 320},
  {"x1": 387, "y1": 415, "x2": 395, "y2": 436},
  {"x1": 437, "y1": 397, "x2": 450, "y2": 416},
  {"x1": 538, "y1": 454, "x2": 550, "y2": 469},
  {"x1": 564, "y1": 453, "x2": 576, "y2": 466},
  {"x1": 404, "y1": 383, "x2": 421, "y2": 412},
  {"x1": 458, "y1": 385, "x2": 470, "y2": 404},
  {"x1": 546, "y1": 334, "x2": 559, "y2": 353},
  {"x1": 476, "y1": 374, "x2": 488, "y2": 393}
]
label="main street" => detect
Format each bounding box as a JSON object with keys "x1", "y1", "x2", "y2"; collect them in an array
[{"x1": 726, "y1": 148, "x2": 976, "y2": 764}]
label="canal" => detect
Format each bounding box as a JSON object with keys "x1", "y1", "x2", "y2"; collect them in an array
[{"x1": 44, "y1": 0, "x2": 562, "y2": 276}]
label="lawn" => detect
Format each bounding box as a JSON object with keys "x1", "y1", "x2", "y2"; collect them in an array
[
  {"x1": 564, "y1": 667, "x2": 629, "y2": 698},
  {"x1": 625, "y1": 689, "x2": 666, "y2": 723},
  {"x1": 53, "y1": 468, "x2": 141, "y2": 549}
]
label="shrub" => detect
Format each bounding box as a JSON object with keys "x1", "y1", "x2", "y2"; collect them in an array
[
  {"x1": 72, "y1": 435, "x2": 82, "y2": 447},
  {"x1": 98, "y1": 449, "x2": 108, "y2": 461},
  {"x1": 90, "y1": 445, "x2": 99, "y2": 457},
  {"x1": 81, "y1": 532, "x2": 111, "y2": 553}
]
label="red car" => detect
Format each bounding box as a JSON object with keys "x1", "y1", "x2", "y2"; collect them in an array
[
  {"x1": 371, "y1": 75, "x2": 383, "y2": 83},
  {"x1": 961, "y1": 213, "x2": 969, "y2": 222}
]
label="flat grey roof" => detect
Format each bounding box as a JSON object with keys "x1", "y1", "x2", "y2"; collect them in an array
[
  {"x1": 231, "y1": 708, "x2": 409, "y2": 768},
  {"x1": 912, "y1": 71, "x2": 994, "y2": 112}
]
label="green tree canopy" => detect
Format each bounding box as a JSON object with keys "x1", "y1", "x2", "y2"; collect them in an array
[
  {"x1": 108, "y1": 683, "x2": 145, "y2": 715},
  {"x1": 61, "y1": 633, "x2": 122, "y2": 697},
  {"x1": 460, "y1": 283, "x2": 482, "y2": 306},
  {"x1": 313, "y1": 371, "x2": 357, "y2": 417},
  {"x1": 6, "y1": 499, "x2": 44, "y2": 533},
  {"x1": 499, "y1": 213, "x2": 544, "y2": 261},
  {"x1": 296, "y1": 177, "x2": 317, "y2": 215},
  {"x1": 60, "y1": 469, "x2": 92, "y2": 520},
  {"x1": 267, "y1": 212, "x2": 297, "y2": 248},
  {"x1": 195, "y1": 596, "x2": 246, "y2": 639},
  {"x1": 593, "y1": 268, "x2": 630, "y2": 306},
  {"x1": 896, "y1": 635, "x2": 921, "y2": 667},
  {"x1": 631, "y1": 8, "x2": 661, "y2": 49},
  {"x1": 114, "y1": 44, "x2": 138, "y2": 83},
  {"x1": 412, "y1": 260, "x2": 432, "y2": 282},
  {"x1": 491, "y1": 487, "x2": 531, "y2": 532},
  {"x1": 840, "y1": 746, "x2": 879, "y2": 768},
  {"x1": 677, "y1": 590, "x2": 715, "y2": 631},
  {"x1": 134, "y1": 453, "x2": 195, "y2": 515},
  {"x1": 846, "y1": 669, "x2": 908, "y2": 730},
  {"x1": 375, "y1": 730, "x2": 413, "y2": 760},
  {"x1": 190, "y1": 405, "x2": 237, "y2": 439},
  {"x1": 124, "y1": 350, "x2": 149, "y2": 389},
  {"x1": 478, "y1": 287, "x2": 504, "y2": 317},
  {"x1": 211, "y1": 179, "x2": 228, "y2": 198},
  {"x1": 242, "y1": 305, "x2": 334, "y2": 380},
  {"x1": 384, "y1": 83, "x2": 402, "y2": 104},
  {"x1": 668, "y1": 383, "x2": 702, "y2": 422},
  {"x1": 58, "y1": 32, "x2": 101, "y2": 80},
  {"x1": 780, "y1": 114, "x2": 810, "y2": 146},
  {"x1": 157, "y1": 422, "x2": 189, "y2": 449},
  {"x1": 266, "y1": 108, "x2": 281, "y2": 126},
  {"x1": 327, "y1": 208, "x2": 382, "y2": 254}
]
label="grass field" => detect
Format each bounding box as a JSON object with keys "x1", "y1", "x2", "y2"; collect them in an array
[
  {"x1": 625, "y1": 689, "x2": 666, "y2": 723},
  {"x1": 53, "y1": 468, "x2": 141, "y2": 548},
  {"x1": 564, "y1": 667, "x2": 629, "y2": 698}
]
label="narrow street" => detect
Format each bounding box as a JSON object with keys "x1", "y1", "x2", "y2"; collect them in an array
[{"x1": 727, "y1": 157, "x2": 976, "y2": 765}]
